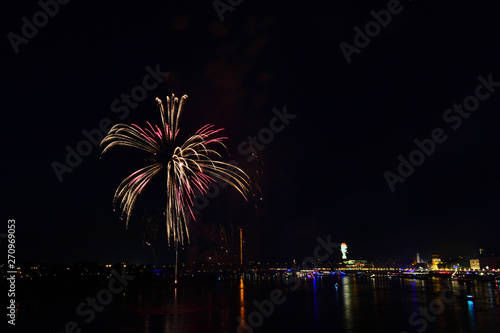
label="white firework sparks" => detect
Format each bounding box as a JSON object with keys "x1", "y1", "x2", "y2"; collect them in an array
[{"x1": 101, "y1": 94, "x2": 250, "y2": 246}]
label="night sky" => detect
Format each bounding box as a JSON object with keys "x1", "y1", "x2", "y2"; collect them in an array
[{"x1": 4, "y1": 0, "x2": 500, "y2": 266}]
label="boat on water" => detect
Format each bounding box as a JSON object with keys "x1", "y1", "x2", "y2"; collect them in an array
[
  {"x1": 451, "y1": 269, "x2": 472, "y2": 283},
  {"x1": 401, "y1": 271, "x2": 429, "y2": 280},
  {"x1": 456, "y1": 276, "x2": 472, "y2": 283},
  {"x1": 474, "y1": 273, "x2": 496, "y2": 282}
]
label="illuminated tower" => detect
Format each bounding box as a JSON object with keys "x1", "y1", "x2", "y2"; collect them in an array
[
  {"x1": 413, "y1": 253, "x2": 422, "y2": 264},
  {"x1": 341, "y1": 243, "x2": 348, "y2": 260},
  {"x1": 239, "y1": 228, "x2": 243, "y2": 265}
]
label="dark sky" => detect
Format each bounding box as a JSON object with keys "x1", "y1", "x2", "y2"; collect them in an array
[{"x1": 3, "y1": 0, "x2": 500, "y2": 266}]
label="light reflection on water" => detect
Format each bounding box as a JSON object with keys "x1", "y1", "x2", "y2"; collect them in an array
[
  {"x1": 468, "y1": 300, "x2": 477, "y2": 333},
  {"x1": 22, "y1": 275, "x2": 500, "y2": 333},
  {"x1": 312, "y1": 275, "x2": 319, "y2": 326},
  {"x1": 239, "y1": 277, "x2": 246, "y2": 332},
  {"x1": 342, "y1": 276, "x2": 354, "y2": 332}
]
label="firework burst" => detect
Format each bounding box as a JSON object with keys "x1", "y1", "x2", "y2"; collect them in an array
[{"x1": 101, "y1": 94, "x2": 250, "y2": 247}]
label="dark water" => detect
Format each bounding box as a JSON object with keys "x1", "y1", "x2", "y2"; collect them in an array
[{"x1": 16, "y1": 275, "x2": 500, "y2": 332}]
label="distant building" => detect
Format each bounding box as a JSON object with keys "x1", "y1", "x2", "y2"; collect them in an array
[
  {"x1": 479, "y1": 256, "x2": 500, "y2": 270},
  {"x1": 470, "y1": 259, "x2": 480, "y2": 270},
  {"x1": 413, "y1": 253, "x2": 424, "y2": 264},
  {"x1": 431, "y1": 254, "x2": 441, "y2": 270},
  {"x1": 343, "y1": 259, "x2": 370, "y2": 268},
  {"x1": 477, "y1": 247, "x2": 500, "y2": 269}
]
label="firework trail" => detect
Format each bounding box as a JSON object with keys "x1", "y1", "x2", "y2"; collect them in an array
[{"x1": 101, "y1": 94, "x2": 250, "y2": 247}]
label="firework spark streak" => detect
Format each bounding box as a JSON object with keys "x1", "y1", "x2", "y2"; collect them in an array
[{"x1": 101, "y1": 94, "x2": 250, "y2": 246}]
